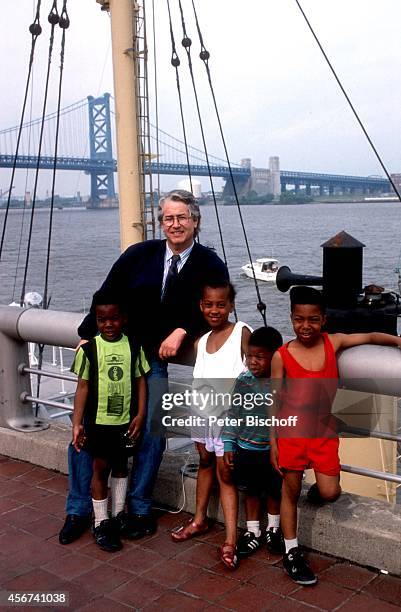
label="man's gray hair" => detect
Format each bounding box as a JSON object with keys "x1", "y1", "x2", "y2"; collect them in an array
[{"x1": 158, "y1": 189, "x2": 201, "y2": 236}]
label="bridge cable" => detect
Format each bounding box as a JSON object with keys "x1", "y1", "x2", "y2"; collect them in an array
[
  {"x1": 176, "y1": 0, "x2": 231, "y2": 277},
  {"x1": 166, "y1": 0, "x2": 193, "y2": 193},
  {"x1": 43, "y1": 0, "x2": 70, "y2": 310},
  {"x1": 295, "y1": 0, "x2": 401, "y2": 202},
  {"x1": 20, "y1": 0, "x2": 61, "y2": 307},
  {"x1": 0, "y1": 0, "x2": 43, "y2": 264},
  {"x1": 190, "y1": 0, "x2": 267, "y2": 325}
]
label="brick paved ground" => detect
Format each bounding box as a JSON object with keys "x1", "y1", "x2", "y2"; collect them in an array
[{"x1": 0, "y1": 454, "x2": 400, "y2": 611}]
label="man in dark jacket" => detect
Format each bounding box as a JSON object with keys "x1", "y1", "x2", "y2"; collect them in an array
[{"x1": 59, "y1": 190, "x2": 228, "y2": 544}]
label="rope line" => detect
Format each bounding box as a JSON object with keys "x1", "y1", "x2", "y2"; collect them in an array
[
  {"x1": 176, "y1": 0, "x2": 230, "y2": 272},
  {"x1": 0, "y1": 0, "x2": 43, "y2": 264},
  {"x1": 190, "y1": 0, "x2": 267, "y2": 324},
  {"x1": 151, "y1": 0, "x2": 161, "y2": 201},
  {"x1": 166, "y1": 0, "x2": 193, "y2": 192},
  {"x1": 295, "y1": 0, "x2": 401, "y2": 202},
  {"x1": 20, "y1": 2, "x2": 60, "y2": 305},
  {"x1": 43, "y1": 0, "x2": 70, "y2": 309}
]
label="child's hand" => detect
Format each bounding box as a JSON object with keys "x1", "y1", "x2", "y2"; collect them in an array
[
  {"x1": 224, "y1": 451, "x2": 235, "y2": 470},
  {"x1": 128, "y1": 414, "x2": 145, "y2": 440},
  {"x1": 270, "y1": 443, "x2": 283, "y2": 477},
  {"x1": 72, "y1": 424, "x2": 85, "y2": 452}
]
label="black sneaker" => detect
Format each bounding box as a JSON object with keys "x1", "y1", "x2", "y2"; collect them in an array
[
  {"x1": 59, "y1": 514, "x2": 91, "y2": 545},
  {"x1": 237, "y1": 531, "x2": 261, "y2": 557},
  {"x1": 94, "y1": 519, "x2": 123, "y2": 552},
  {"x1": 283, "y1": 547, "x2": 317, "y2": 586},
  {"x1": 266, "y1": 527, "x2": 284, "y2": 555},
  {"x1": 112, "y1": 511, "x2": 129, "y2": 534},
  {"x1": 120, "y1": 513, "x2": 157, "y2": 540}
]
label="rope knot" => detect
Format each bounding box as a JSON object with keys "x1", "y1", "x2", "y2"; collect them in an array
[
  {"x1": 182, "y1": 36, "x2": 192, "y2": 48},
  {"x1": 29, "y1": 23, "x2": 42, "y2": 36},
  {"x1": 199, "y1": 49, "x2": 210, "y2": 61}
]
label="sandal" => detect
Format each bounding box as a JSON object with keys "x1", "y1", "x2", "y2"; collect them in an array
[
  {"x1": 171, "y1": 517, "x2": 209, "y2": 542},
  {"x1": 219, "y1": 542, "x2": 239, "y2": 570}
]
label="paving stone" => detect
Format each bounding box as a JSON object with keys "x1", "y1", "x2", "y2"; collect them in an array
[
  {"x1": 108, "y1": 544, "x2": 163, "y2": 574},
  {"x1": 291, "y1": 580, "x2": 354, "y2": 610},
  {"x1": 337, "y1": 592, "x2": 401, "y2": 611},
  {"x1": 2, "y1": 505, "x2": 46, "y2": 528},
  {"x1": 141, "y1": 558, "x2": 200, "y2": 588},
  {"x1": 179, "y1": 568, "x2": 237, "y2": 602},
  {"x1": 209, "y1": 556, "x2": 268, "y2": 582},
  {"x1": 218, "y1": 583, "x2": 281, "y2": 611},
  {"x1": 144, "y1": 590, "x2": 207, "y2": 611},
  {"x1": 78, "y1": 595, "x2": 134, "y2": 611},
  {"x1": 74, "y1": 564, "x2": 133, "y2": 595},
  {"x1": 0, "y1": 460, "x2": 34, "y2": 478},
  {"x1": 321, "y1": 562, "x2": 377, "y2": 590},
  {"x1": 36, "y1": 474, "x2": 69, "y2": 494},
  {"x1": 248, "y1": 565, "x2": 301, "y2": 596},
  {"x1": 141, "y1": 530, "x2": 195, "y2": 558},
  {"x1": 0, "y1": 497, "x2": 23, "y2": 514},
  {"x1": 44, "y1": 552, "x2": 100, "y2": 580},
  {"x1": 109, "y1": 575, "x2": 167, "y2": 608},
  {"x1": 362, "y1": 574, "x2": 401, "y2": 606},
  {"x1": 174, "y1": 542, "x2": 222, "y2": 569},
  {"x1": 0, "y1": 528, "x2": 41, "y2": 555},
  {"x1": 22, "y1": 514, "x2": 64, "y2": 539}
]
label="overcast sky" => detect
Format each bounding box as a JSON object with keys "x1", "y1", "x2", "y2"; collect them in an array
[{"x1": 1, "y1": 0, "x2": 401, "y2": 196}]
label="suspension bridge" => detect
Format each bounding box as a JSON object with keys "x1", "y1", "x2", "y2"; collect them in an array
[{"x1": 0, "y1": 93, "x2": 392, "y2": 207}]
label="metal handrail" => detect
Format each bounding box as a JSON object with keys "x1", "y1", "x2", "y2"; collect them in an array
[
  {"x1": 19, "y1": 365, "x2": 77, "y2": 383},
  {"x1": 341, "y1": 464, "x2": 401, "y2": 484}
]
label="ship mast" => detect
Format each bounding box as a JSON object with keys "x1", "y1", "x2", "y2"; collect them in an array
[{"x1": 96, "y1": 0, "x2": 143, "y2": 250}]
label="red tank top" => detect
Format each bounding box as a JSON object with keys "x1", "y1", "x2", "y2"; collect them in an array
[{"x1": 277, "y1": 333, "x2": 338, "y2": 437}]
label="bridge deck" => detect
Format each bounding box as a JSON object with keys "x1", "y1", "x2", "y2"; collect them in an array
[{"x1": 0, "y1": 455, "x2": 400, "y2": 611}]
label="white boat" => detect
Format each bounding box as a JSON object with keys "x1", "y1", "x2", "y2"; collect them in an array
[{"x1": 241, "y1": 257, "x2": 279, "y2": 282}]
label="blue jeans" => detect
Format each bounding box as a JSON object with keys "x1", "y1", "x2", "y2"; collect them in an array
[{"x1": 65, "y1": 359, "x2": 168, "y2": 517}]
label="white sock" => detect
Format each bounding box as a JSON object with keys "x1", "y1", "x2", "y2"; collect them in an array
[
  {"x1": 111, "y1": 477, "x2": 128, "y2": 517},
  {"x1": 92, "y1": 498, "x2": 108, "y2": 527},
  {"x1": 284, "y1": 537, "x2": 298, "y2": 553},
  {"x1": 267, "y1": 513, "x2": 280, "y2": 530},
  {"x1": 246, "y1": 520, "x2": 261, "y2": 538}
]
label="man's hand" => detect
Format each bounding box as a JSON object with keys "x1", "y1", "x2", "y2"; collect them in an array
[
  {"x1": 224, "y1": 451, "x2": 235, "y2": 470},
  {"x1": 72, "y1": 424, "x2": 85, "y2": 452},
  {"x1": 270, "y1": 441, "x2": 283, "y2": 477},
  {"x1": 128, "y1": 414, "x2": 145, "y2": 440},
  {"x1": 159, "y1": 328, "x2": 187, "y2": 360}
]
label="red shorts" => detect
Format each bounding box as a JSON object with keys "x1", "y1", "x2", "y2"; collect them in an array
[{"x1": 277, "y1": 437, "x2": 340, "y2": 476}]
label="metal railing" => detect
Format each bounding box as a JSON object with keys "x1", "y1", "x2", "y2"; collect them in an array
[{"x1": 0, "y1": 305, "x2": 400, "y2": 491}]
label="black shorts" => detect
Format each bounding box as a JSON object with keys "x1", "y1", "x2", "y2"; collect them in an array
[
  {"x1": 84, "y1": 423, "x2": 129, "y2": 471},
  {"x1": 233, "y1": 447, "x2": 282, "y2": 499}
]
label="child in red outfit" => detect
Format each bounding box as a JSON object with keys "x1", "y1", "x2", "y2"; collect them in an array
[{"x1": 270, "y1": 286, "x2": 401, "y2": 587}]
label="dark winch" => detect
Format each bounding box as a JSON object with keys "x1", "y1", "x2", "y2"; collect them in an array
[{"x1": 276, "y1": 230, "x2": 401, "y2": 334}]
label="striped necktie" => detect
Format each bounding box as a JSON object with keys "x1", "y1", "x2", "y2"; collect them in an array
[{"x1": 161, "y1": 254, "x2": 180, "y2": 302}]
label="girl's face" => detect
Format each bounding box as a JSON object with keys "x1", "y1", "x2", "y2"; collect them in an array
[
  {"x1": 200, "y1": 286, "x2": 234, "y2": 329},
  {"x1": 291, "y1": 303, "x2": 326, "y2": 345}
]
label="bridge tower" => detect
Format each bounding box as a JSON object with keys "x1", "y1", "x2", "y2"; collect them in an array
[{"x1": 87, "y1": 93, "x2": 117, "y2": 208}]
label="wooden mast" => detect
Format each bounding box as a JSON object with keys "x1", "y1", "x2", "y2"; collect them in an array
[{"x1": 96, "y1": 0, "x2": 143, "y2": 250}]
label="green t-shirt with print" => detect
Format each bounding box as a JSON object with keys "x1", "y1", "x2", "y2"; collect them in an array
[{"x1": 71, "y1": 334, "x2": 150, "y2": 426}]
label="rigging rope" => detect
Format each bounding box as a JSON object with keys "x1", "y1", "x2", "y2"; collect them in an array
[
  {"x1": 190, "y1": 0, "x2": 267, "y2": 325},
  {"x1": 166, "y1": 0, "x2": 193, "y2": 192},
  {"x1": 0, "y1": 0, "x2": 43, "y2": 264},
  {"x1": 43, "y1": 0, "x2": 70, "y2": 310},
  {"x1": 176, "y1": 0, "x2": 230, "y2": 271},
  {"x1": 20, "y1": 0, "x2": 61, "y2": 306},
  {"x1": 295, "y1": 0, "x2": 401, "y2": 202},
  {"x1": 151, "y1": 0, "x2": 161, "y2": 207}
]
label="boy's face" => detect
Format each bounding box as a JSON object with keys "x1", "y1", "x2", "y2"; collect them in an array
[
  {"x1": 291, "y1": 303, "x2": 326, "y2": 345},
  {"x1": 96, "y1": 304, "x2": 126, "y2": 341},
  {"x1": 200, "y1": 286, "x2": 234, "y2": 329},
  {"x1": 246, "y1": 345, "x2": 274, "y2": 378}
]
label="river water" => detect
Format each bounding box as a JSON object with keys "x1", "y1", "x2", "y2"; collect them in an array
[{"x1": 0, "y1": 200, "x2": 400, "y2": 338}]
